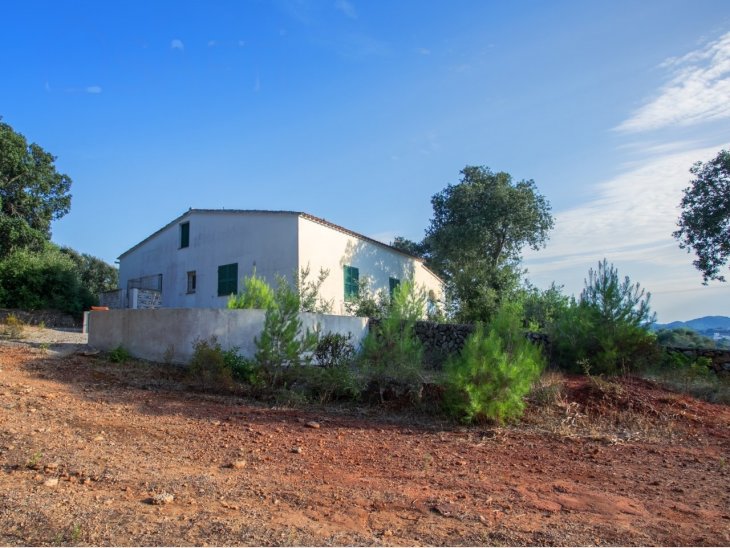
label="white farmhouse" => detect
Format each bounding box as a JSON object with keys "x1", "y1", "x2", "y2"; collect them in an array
[{"x1": 108, "y1": 209, "x2": 443, "y2": 315}]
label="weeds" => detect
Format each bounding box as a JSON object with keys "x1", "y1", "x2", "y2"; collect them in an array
[
  {"x1": 1, "y1": 313, "x2": 25, "y2": 339},
  {"x1": 108, "y1": 345, "x2": 132, "y2": 363}
]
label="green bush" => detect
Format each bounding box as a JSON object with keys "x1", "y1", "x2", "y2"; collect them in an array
[
  {"x1": 550, "y1": 260, "x2": 659, "y2": 375},
  {"x1": 1, "y1": 313, "x2": 25, "y2": 339},
  {"x1": 443, "y1": 303, "x2": 544, "y2": 424},
  {"x1": 188, "y1": 338, "x2": 234, "y2": 391},
  {"x1": 315, "y1": 332, "x2": 356, "y2": 368},
  {"x1": 357, "y1": 281, "x2": 425, "y2": 402},
  {"x1": 0, "y1": 246, "x2": 94, "y2": 316},
  {"x1": 254, "y1": 277, "x2": 319, "y2": 387},
  {"x1": 108, "y1": 345, "x2": 132, "y2": 363},
  {"x1": 296, "y1": 264, "x2": 333, "y2": 313},
  {"x1": 227, "y1": 269, "x2": 276, "y2": 310}
]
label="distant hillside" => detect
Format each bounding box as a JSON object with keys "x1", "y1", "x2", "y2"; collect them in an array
[{"x1": 655, "y1": 316, "x2": 730, "y2": 332}]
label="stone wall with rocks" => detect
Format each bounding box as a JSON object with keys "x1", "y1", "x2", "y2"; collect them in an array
[
  {"x1": 136, "y1": 289, "x2": 161, "y2": 309},
  {"x1": 368, "y1": 319, "x2": 549, "y2": 368},
  {"x1": 664, "y1": 346, "x2": 730, "y2": 374},
  {"x1": 0, "y1": 309, "x2": 77, "y2": 328},
  {"x1": 99, "y1": 290, "x2": 126, "y2": 309}
]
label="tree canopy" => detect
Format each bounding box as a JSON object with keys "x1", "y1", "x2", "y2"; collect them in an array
[
  {"x1": 423, "y1": 166, "x2": 554, "y2": 321},
  {"x1": 673, "y1": 149, "x2": 730, "y2": 283},
  {"x1": 0, "y1": 119, "x2": 72, "y2": 258}
]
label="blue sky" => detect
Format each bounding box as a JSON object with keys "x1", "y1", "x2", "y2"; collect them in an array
[{"x1": 1, "y1": 0, "x2": 729, "y2": 322}]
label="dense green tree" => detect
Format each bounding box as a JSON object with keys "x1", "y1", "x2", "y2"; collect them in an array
[
  {"x1": 60, "y1": 247, "x2": 118, "y2": 297},
  {"x1": 424, "y1": 166, "x2": 554, "y2": 322},
  {"x1": 655, "y1": 327, "x2": 715, "y2": 349},
  {"x1": 0, "y1": 119, "x2": 72, "y2": 258},
  {"x1": 551, "y1": 259, "x2": 659, "y2": 375},
  {"x1": 673, "y1": 150, "x2": 730, "y2": 283},
  {"x1": 390, "y1": 236, "x2": 429, "y2": 259},
  {"x1": 0, "y1": 246, "x2": 94, "y2": 315}
]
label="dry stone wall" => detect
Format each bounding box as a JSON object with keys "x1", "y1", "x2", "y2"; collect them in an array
[{"x1": 664, "y1": 346, "x2": 730, "y2": 374}]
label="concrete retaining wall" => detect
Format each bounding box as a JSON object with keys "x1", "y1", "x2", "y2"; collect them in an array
[{"x1": 88, "y1": 308, "x2": 369, "y2": 364}]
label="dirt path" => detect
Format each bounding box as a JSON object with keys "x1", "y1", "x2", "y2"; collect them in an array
[{"x1": 1, "y1": 342, "x2": 729, "y2": 546}]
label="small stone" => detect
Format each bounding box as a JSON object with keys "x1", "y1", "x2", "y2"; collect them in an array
[
  {"x1": 291, "y1": 446, "x2": 303, "y2": 454},
  {"x1": 305, "y1": 421, "x2": 321, "y2": 429},
  {"x1": 229, "y1": 460, "x2": 247, "y2": 469},
  {"x1": 152, "y1": 492, "x2": 174, "y2": 505},
  {"x1": 44, "y1": 478, "x2": 59, "y2": 487},
  {"x1": 45, "y1": 462, "x2": 59, "y2": 471},
  {"x1": 93, "y1": 435, "x2": 104, "y2": 442}
]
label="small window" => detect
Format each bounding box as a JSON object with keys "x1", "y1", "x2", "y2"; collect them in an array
[
  {"x1": 343, "y1": 265, "x2": 359, "y2": 301},
  {"x1": 218, "y1": 263, "x2": 238, "y2": 296},
  {"x1": 389, "y1": 277, "x2": 400, "y2": 296},
  {"x1": 186, "y1": 271, "x2": 196, "y2": 294},
  {"x1": 180, "y1": 222, "x2": 190, "y2": 248}
]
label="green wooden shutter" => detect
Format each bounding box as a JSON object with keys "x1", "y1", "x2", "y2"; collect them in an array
[
  {"x1": 180, "y1": 222, "x2": 190, "y2": 248},
  {"x1": 389, "y1": 277, "x2": 400, "y2": 296},
  {"x1": 343, "y1": 265, "x2": 359, "y2": 301},
  {"x1": 217, "y1": 263, "x2": 238, "y2": 296}
]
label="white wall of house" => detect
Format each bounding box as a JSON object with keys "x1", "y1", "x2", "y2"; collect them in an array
[
  {"x1": 117, "y1": 209, "x2": 443, "y2": 314},
  {"x1": 297, "y1": 216, "x2": 443, "y2": 315},
  {"x1": 119, "y1": 211, "x2": 299, "y2": 308}
]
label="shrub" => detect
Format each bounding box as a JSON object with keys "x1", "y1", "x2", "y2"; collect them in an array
[
  {"x1": 227, "y1": 269, "x2": 276, "y2": 310},
  {"x1": 343, "y1": 277, "x2": 390, "y2": 318},
  {"x1": 550, "y1": 260, "x2": 659, "y2": 375},
  {"x1": 254, "y1": 277, "x2": 319, "y2": 387},
  {"x1": 296, "y1": 264, "x2": 333, "y2": 313},
  {"x1": 1, "y1": 313, "x2": 25, "y2": 339},
  {"x1": 0, "y1": 246, "x2": 94, "y2": 316},
  {"x1": 187, "y1": 337, "x2": 234, "y2": 391},
  {"x1": 108, "y1": 345, "x2": 132, "y2": 363},
  {"x1": 315, "y1": 332, "x2": 356, "y2": 368},
  {"x1": 357, "y1": 282, "x2": 425, "y2": 402},
  {"x1": 443, "y1": 303, "x2": 545, "y2": 424}
]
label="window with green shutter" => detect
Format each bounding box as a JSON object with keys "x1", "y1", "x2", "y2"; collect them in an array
[
  {"x1": 343, "y1": 265, "x2": 359, "y2": 301},
  {"x1": 180, "y1": 222, "x2": 190, "y2": 248},
  {"x1": 389, "y1": 277, "x2": 400, "y2": 296},
  {"x1": 217, "y1": 263, "x2": 238, "y2": 296}
]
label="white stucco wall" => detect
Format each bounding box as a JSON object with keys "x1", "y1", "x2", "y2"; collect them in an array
[
  {"x1": 88, "y1": 308, "x2": 369, "y2": 364},
  {"x1": 297, "y1": 216, "x2": 443, "y2": 315},
  {"x1": 119, "y1": 211, "x2": 299, "y2": 308}
]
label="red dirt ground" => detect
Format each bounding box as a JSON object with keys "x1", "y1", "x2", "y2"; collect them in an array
[{"x1": 1, "y1": 343, "x2": 729, "y2": 546}]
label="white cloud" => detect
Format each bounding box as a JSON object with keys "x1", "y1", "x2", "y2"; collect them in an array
[
  {"x1": 334, "y1": 0, "x2": 357, "y2": 19},
  {"x1": 85, "y1": 85, "x2": 102, "y2": 94},
  {"x1": 170, "y1": 39, "x2": 185, "y2": 51},
  {"x1": 523, "y1": 143, "x2": 730, "y2": 321},
  {"x1": 616, "y1": 31, "x2": 730, "y2": 133}
]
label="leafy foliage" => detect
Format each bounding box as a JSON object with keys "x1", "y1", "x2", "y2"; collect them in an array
[
  {"x1": 0, "y1": 246, "x2": 95, "y2": 315},
  {"x1": 108, "y1": 345, "x2": 132, "y2": 363},
  {"x1": 227, "y1": 268, "x2": 276, "y2": 310},
  {"x1": 253, "y1": 276, "x2": 319, "y2": 387},
  {"x1": 520, "y1": 282, "x2": 571, "y2": 332},
  {"x1": 357, "y1": 281, "x2": 426, "y2": 401},
  {"x1": 188, "y1": 337, "x2": 235, "y2": 391},
  {"x1": 59, "y1": 247, "x2": 118, "y2": 297},
  {"x1": 550, "y1": 260, "x2": 659, "y2": 375},
  {"x1": 443, "y1": 303, "x2": 545, "y2": 424},
  {"x1": 424, "y1": 166, "x2": 554, "y2": 322},
  {"x1": 673, "y1": 149, "x2": 730, "y2": 283},
  {"x1": 655, "y1": 327, "x2": 716, "y2": 349},
  {"x1": 296, "y1": 264, "x2": 333, "y2": 313},
  {"x1": 314, "y1": 332, "x2": 356, "y2": 368},
  {"x1": 343, "y1": 276, "x2": 390, "y2": 318},
  {"x1": 0, "y1": 119, "x2": 72, "y2": 258}
]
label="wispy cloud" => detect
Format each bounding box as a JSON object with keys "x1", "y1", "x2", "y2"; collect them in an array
[
  {"x1": 523, "y1": 143, "x2": 729, "y2": 320},
  {"x1": 85, "y1": 85, "x2": 102, "y2": 94},
  {"x1": 170, "y1": 39, "x2": 185, "y2": 51},
  {"x1": 415, "y1": 47, "x2": 431, "y2": 56},
  {"x1": 616, "y1": 32, "x2": 730, "y2": 133},
  {"x1": 334, "y1": 0, "x2": 357, "y2": 19},
  {"x1": 254, "y1": 72, "x2": 261, "y2": 93}
]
